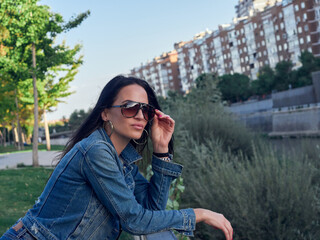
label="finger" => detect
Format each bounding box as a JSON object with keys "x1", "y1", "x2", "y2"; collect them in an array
[
  {"x1": 220, "y1": 226, "x2": 231, "y2": 240},
  {"x1": 155, "y1": 109, "x2": 165, "y2": 116},
  {"x1": 226, "y1": 221, "x2": 233, "y2": 240}
]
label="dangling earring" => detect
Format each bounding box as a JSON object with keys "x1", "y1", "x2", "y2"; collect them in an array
[
  {"x1": 133, "y1": 129, "x2": 148, "y2": 145},
  {"x1": 103, "y1": 120, "x2": 114, "y2": 137}
]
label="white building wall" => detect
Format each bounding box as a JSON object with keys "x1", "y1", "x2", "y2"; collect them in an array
[
  {"x1": 213, "y1": 36, "x2": 225, "y2": 75},
  {"x1": 263, "y1": 16, "x2": 278, "y2": 68},
  {"x1": 244, "y1": 22, "x2": 259, "y2": 79},
  {"x1": 228, "y1": 29, "x2": 241, "y2": 73},
  {"x1": 283, "y1": 4, "x2": 300, "y2": 67}
]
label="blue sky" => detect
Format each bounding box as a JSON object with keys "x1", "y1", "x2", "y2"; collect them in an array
[{"x1": 41, "y1": 0, "x2": 238, "y2": 120}]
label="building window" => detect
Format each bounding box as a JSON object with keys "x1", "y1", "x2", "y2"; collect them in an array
[
  {"x1": 284, "y1": 43, "x2": 288, "y2": 50},
  {"x1": 296, "y1": 16, "x2": 301, "y2": 23},
  {"x1": 275, "y1": 25, "x2": 279, "y2": 31},
  {"x1": 250, "y1": 63, "x2": 254, "y2": 69},
  {"x1": 304, "y1": 25, "x2": 309, "y2": 31},
  {"x1": 280, "y1": 22, "x2": 284, "y2": 29},
  {"x1": 280, "y1": 55, "x2": 283, "y2": 61},
  {"x1": 298, "y1": 26, "x2": 302, "y2": 33},
  {"x1": 279, "y1": 12, "x2": 283, "y2": 18},
  {"x1": 263, "y1": 50, "x2": 267, "y2": 56},
  {"x1": 260, "y1": 30, "x2": 264, "y2": 36},
  {"x1": 262, "y1": 40, "x2": 265, "y2": 46},
  {"x1": 307, "y1": 35, "x2": 311, "y2": 42},
  {"x1": 295, "y1": 5, "x2": 299, "y2": 12},
  {"x1": 300, "y1": 38, "x2": 304, "y2": 44},
  {"x1": 301, "y1": 2, "x2": 305, "y2": 8},
  {"x1": 278, "y1": 45, "x2": 282, "y2": 51},
  {"x1": 276, "y1": 35, "x2": 280, "y2": 41},
  {"x1": 303, "y1": 13, "x2": 307, "y2": 21}
]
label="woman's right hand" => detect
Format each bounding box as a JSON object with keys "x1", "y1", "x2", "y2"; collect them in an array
[{"x1": 194, "y1": 208, "x2": 233, "y2": 240}]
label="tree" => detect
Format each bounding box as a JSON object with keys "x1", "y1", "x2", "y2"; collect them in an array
[
  {"x1": 251, "y1": 65, "x2": 275, "y2": 96},
  {"x1": 291, "y1": 51, "x2": 320, "y2": 88},
  {"x1": 39, "y1": 55, "x2": 82, "y2": 150},
  {"x1": 68, "y1": 109, "x2": 90, "y2": 131},
  {"x1": 218, "y1": 73, "x2": 251, "y2": 103},
  {"x1": 273, "y1": 60, "x2": 293, "y2": 91},
  {"x1": 0, "y1": 0, "x2": 89, "y2": 165}
]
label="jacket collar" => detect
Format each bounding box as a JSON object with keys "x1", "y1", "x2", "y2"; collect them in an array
[{"x1": 98, "y1": 128, "x2": 142, "y2": 164}]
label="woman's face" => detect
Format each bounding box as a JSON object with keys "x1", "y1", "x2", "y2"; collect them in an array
[{"x1": 102, "y1": 84, "x2": 149, "y2": 145}]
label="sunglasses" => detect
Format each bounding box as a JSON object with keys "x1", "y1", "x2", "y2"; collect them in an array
[{"x1": 111, "y1": 101, "x2": 155, "y2": 121}]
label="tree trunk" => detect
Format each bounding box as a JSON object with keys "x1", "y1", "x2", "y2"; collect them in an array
[
  {"x1": 0, "y1": 129, "x2": 3, "y2": 146},
  {"x1": 43, "y1": 109, "x2": 51, "y2": 151},
  {"x1": 14, "y1": 90, "x2": 24, "y2": 150},
  {"x1": 32, "y1": 42, "x2": 39, "y2": 167},
  {"x1": 11, "y1": 122, "x2": 18, "y2": 147},
  {"x1": 3, "y1": 127, "x2": 7, "y2": 147}
]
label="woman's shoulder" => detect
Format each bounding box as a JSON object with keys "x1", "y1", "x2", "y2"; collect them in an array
[{"x1": 77, "y1": 128, "x2": 116, "y2": 156}]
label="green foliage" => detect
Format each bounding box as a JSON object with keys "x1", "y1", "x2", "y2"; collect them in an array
[
  {"x1": 68, "y1": 108, "x2": 91, "y2": 130},
  {"x1": 177, "y1": 137, "x2": 319, "y2": 239},
  {"x1": 159, "y1": 78, "x2": 320, "y2": 239},
  {"x1": 0, "y1": 0, "x2": 89, "y2": 149},
  {"x1": 218, "y1": 73, "x2": 251, "y2": 103},
  {"x1": 0, "y1": 167, "x2": 53, "y2": 235},
  {"x1": 251, "y1": 65, "x2": 275, "y2": 96}
]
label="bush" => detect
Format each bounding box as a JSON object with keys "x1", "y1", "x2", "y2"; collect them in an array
[{"x1": 176, "y1": 132, "x2": 320, "y2": 239}]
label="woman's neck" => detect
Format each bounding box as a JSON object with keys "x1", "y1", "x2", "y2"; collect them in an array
[{"x1": 109, "y1": 134, "x2": 130, "y2": 156}]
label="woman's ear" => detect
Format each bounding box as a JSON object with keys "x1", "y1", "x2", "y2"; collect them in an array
[{"x1": 101, "y1": 109, "x2": 108, "y2": 121}]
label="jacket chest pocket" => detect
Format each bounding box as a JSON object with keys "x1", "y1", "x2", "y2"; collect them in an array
[{"x1": 123, "y1": 164, "x2": 135, "y2": 191}]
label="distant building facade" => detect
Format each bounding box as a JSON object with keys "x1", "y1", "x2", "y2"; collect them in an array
[
  {"x1": 130, "y1": 51, "x2": 180, "y2": 97},
  {"x1": 235, "y1": 0, "x2": 282, "y2": 17},
  {"x1": 130, "y1": 0, "x2": 320, "y2": 95}
]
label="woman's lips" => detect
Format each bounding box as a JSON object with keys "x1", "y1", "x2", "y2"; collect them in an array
[{"x1": 131, "y1": 124, "x2": 144, "y2": 130}]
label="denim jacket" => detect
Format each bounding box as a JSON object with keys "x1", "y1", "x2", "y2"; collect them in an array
[{"x1": 21, "y1": 128, "x2": 196, "y2": 240}]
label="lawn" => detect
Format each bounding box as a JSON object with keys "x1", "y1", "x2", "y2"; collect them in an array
[
  {"x1": 0, "y1": 167, "x2": 53, "y2": 235},
  {"x1": 0, "y1": 145, "x2": 65, "y2": 154},
  {"x1": 0, "y1": 167, "x2": 134, "y2": 239}
]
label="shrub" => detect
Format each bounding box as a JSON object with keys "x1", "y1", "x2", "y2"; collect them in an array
[{"x1": 176, "y1": 134, "x2": 320, "y2": 239}]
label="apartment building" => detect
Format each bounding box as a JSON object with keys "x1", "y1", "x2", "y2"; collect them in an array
[
  {"x1": 130, "y1": 50, "x2": 180, "y2": 97},
  {"x1": 131, "y1": 0, "x2": 320, "y2": 95},
  {"x1": 235, "y1": 0, "x2": 282, "y2": 17},
  {"x1": 174, "y1": 0, "x2": 320, "y2": 93}
]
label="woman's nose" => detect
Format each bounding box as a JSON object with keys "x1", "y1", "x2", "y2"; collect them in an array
[{"x1": 134, "y1": 108, "x2": 145, "y2": 119}]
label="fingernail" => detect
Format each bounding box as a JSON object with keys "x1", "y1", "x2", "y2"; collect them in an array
[{"x1": 159, "y1": 115, "x2": 162, "y2": 117}]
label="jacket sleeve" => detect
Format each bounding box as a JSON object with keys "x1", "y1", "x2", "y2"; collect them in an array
[
  {"x1": 81, "y1": 142, "x2": 195, "y2": 236},
  {"x1": 133, "y1": 155, "x2": 182, "y2": 211}
]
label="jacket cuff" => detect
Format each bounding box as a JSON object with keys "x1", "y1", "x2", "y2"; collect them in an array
[
  {"x1": 177, "y1": 208, "x2": 196, "y2": 236},
  {"x1": 152, "y1": 155, "x2": 183, "y2": 177}
]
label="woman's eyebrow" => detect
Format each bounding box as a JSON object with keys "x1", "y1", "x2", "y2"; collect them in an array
[{"x1": 121, "y1": 100, "x2": 134, "y2": 104}]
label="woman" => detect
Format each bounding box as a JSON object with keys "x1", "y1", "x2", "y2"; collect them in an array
[{"x1": 1, "y1": 76, "x2": 233, "y2": 240}]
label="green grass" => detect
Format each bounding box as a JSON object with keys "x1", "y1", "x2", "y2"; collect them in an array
[
  {"x1": 0, "y1": 167, "x2": 53, "y2": 235},
  {"x1": 0, "y1": 167, "x2": 134, "y2": 239},
  {"x1": 0, "y1": 145, "x2": 64, "y2": 154}
]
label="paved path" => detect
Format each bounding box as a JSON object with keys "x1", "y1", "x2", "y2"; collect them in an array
[{"x1": 0, "y1": 151, "x2": 60, "y2": 169}]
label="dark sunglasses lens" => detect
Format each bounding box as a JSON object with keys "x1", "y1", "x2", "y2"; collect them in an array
[
  {"x1": 122, "y1": 103, "x2": 140, "y2": 117},
  {"x1": 143, "y1": 106, "x2": 155, "y2": 121}
]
